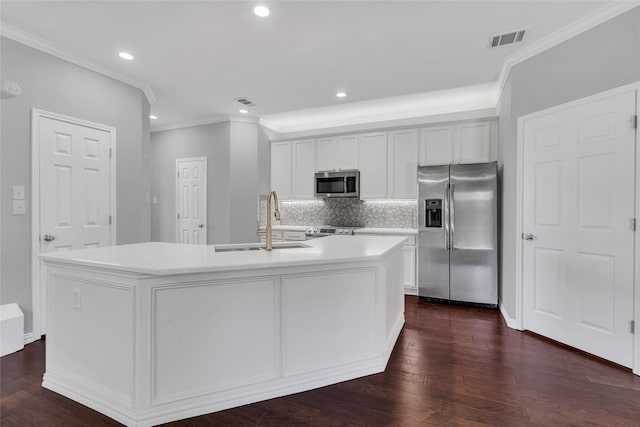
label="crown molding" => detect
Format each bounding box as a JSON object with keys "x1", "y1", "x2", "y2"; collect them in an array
[
  {"x1": 151, "y1": 117, "x2": 230, "y2": 133},
  {"x1": 495, "y1": 2, "x2": 640, "y2": 105},
  {"x1": 266, "y1": 108, "x2": 497, "y2": 141},
  {"x1": 0, "y1": 22, "x2": 157, "y2": 104},
  {"x1": 150, "y1": 114, "x2": 259, "y2": 133}
]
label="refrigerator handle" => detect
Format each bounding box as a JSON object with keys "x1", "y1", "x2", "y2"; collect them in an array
[
  {"x1": 449, "y1": 183, "x2": 455, "y2": 250},
  {"x1": 444, "y1": 183, "x2": 450, "y2": 250}
]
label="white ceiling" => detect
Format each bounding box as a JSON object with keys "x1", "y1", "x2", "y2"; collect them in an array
[{"x1": 0, "y1": 1, "x2": 626, "y2": 133}]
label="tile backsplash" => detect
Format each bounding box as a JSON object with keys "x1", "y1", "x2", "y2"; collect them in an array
[{"x1": 260, "y1": 197, "x2": 417, "y2": 229}]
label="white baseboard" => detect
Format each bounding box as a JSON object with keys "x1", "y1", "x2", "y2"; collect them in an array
[
  {"x1": 499, "y1": 302, "x2": 520, "y2": 330},
  {"x1": 24, "y1": 332, "x2": 38, "y2": 345}
]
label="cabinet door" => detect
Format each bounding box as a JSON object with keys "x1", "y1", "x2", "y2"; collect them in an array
[
  {"x1": 358, "y1": 132, "x2": 388, "y2": 199},
  {"x1": 419, "y1": 125, "x2": 453, "y2": 166},
  {"x1": 403, "y1": 245, "x2": 416, "y2": 289},
  {"x1": 316, "y1": 137, "x2": 337, "y2": 171},
  {"x1": 337, "y1": 135, "x2": 359, "y2": 170},
  {"x1": 455, "y1": 122, "x2": 491, "y2": 164},
  {"x1": 270, "y1": 141, "x2": 291, "y2": 199},
  {"x1": 292, "y1": 139, "x2": 316, "y2": 199},
  {"x1": 388, "y1": 129, "x2": 419, "y2": 199}
]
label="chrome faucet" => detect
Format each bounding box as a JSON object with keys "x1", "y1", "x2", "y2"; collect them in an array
[{"x1": 257, "y1": 190, "x2": 281, "y2": 251}]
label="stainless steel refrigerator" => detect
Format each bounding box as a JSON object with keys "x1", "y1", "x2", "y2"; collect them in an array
[{"x1": 417, "y1": 162, "x2": 498, "y2": 307}]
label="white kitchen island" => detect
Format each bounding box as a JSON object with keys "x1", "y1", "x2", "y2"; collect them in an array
[{"x1": 40, "y1": 235, "x2": 406, "y2": 427}]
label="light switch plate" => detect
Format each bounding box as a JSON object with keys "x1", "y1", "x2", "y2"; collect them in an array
[
  {"x1": 12, "y1": 200, "x2": 26, "y2": 215},
  {"x1": 13, "y1": 185, "x2": 24, "y2": 200}
]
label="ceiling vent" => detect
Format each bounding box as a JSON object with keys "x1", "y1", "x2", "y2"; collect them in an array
[
  {"x1": 234, "y1": 97, "x2": 256, "y2": 107},
  {"x1": 490, "y1": 29, "x2": 526, "y2": 48}
]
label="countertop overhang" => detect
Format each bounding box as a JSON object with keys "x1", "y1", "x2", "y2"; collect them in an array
[{"x1": 40, "y1": 235, "x2": 406, "y2": 276}]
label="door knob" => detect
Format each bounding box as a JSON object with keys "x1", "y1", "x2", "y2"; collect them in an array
[
  {"x1": 198, "y1": 224, "x2": 205, "y2": 228},
  {"x1": 43, "y1": 234, "x2": 56, "y2": 242},
  {"x1": 522, "y1": 233, "x2": 534, "y2": 241}
]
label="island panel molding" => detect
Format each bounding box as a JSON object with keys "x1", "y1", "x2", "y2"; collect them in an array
[
  {"x1": 282, "y1": 268, "x2": 378, "y2": 377},
  {"x1": 40, "y1": 236, "x2": 405, "y2": 427},
  {"x1": 151, "y1": 277, "x2": 280, "y2": 405},
  {"x1": 46, "y1": 271, "x2": 136, "y2": 407}
]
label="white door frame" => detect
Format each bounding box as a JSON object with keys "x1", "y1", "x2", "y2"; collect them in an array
[
  {"x1": 30, "y1": 109, "x2": 117, "y2": 341},
  {"x1": 175, "y1": 156, "x2": 207, "y2": 243},
  {"x1": 514, "y1": 82, "x2": 640, "y2": 375}
]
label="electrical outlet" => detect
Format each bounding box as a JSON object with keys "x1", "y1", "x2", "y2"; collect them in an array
[
  {"x1": 12, "y1": 200, "x2": 25, "y2": 215},
  {"x1": 13, "y1": 185, "x2": 25, "y2": 200}
]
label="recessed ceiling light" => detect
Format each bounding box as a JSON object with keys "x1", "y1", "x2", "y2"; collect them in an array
[
  {"x1": 254, "y1": 5, "x2": 270, "y2": 17},
  {"x1": 118, "y1": 52, "x2": 134, "y2": 60},
  {"x1": 149, "y1": 115, "x2": 157, "y2": 120},
  {"x1": 239, "y1": 109, "x2": 249, "y2": 114},
  {"x1": 336, "y1": 92, "x2": 347, "y2": 98}
]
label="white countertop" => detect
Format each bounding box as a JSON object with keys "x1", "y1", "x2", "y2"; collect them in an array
[
  {"x1": 271, "y1": 225, "x2": 311, "y2": 232},
  {"x1": 40, "y1": 235, "x2": 406, "y2": 276},
  {"x1": 354, "y1": 228, "x2": 418, "y2": 235}
]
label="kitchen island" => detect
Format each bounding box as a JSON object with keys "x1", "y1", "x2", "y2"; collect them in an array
[{"x1": 40, "y1": 235, "x2": 406, "y2": 427}]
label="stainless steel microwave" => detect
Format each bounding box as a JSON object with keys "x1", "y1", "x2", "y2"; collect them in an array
[{"x1": 314, "y1": 170, "x2": 360, "y2": 198}]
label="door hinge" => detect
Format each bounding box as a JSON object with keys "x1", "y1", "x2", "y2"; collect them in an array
[
  {"x1": 631, "y1": 218, "x2": 636, "y2": 232},
  {"x1": 177, "y1": 213, "x2": 180, "y2": 220},
  {"x1": 633, "y1": 115, "x2": 638, "y2": 129},
  {"x1": 177, "y1": 171, "x2": 180, "y2": 178},
  {"x1": 109, "y1": 148, "x2": 112, "y2": 160},
  {"x1": 109, "y1": 215, "x2": 112, "y2": 225},
  {"x1": 630, "y1": 320, "x2": 635, "y2": 334}
]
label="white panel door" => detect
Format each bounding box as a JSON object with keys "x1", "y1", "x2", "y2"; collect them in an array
[
  {"x1": 176, "y1": 158, "x2": 207, "y2": 244},
  {"x1": 358, "y1": 132, "x2": 388, "y2": 199},
  {"x1": 456, "y1": 122, "x2": 491, "y2": 164},
  {"x1": 388, "y1": 129, "x2": 419, "y2": 198},
  {"x1": 419, "y1": 125, "x2": 453, "y2": 166},
  {"x1": 270, "y1": 141, "x2": 292, "y2": 199},
  {"x1": 40, "y1": 118, "x2": 112, "y2": 252},
  {"x1": 522, "y1": 91, "x2": 636, "y2": 367},
  {"x1": 292, "y1": 139, "x2": 316, "y2": 199},
  {"x1": 38, "y1": 113, "x2": 114, "y2": 334}
]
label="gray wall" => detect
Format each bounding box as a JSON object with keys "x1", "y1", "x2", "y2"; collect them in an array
[
  {"x1": 498, "y1": 7, "x2": 640, "y2": 317},
  {"x1": 151, "y1": 122, "x2": 231, "y2": 243},
  {"x1": 150, "y1": 121, "x2": 270, "y2": 244},
  {"x1": 0, "y1": 37, "x2": 151, "y2": 333}
]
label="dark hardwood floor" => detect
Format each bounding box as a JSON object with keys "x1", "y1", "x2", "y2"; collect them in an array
[{"x1": 2, "y1": 296, "x2": 639, "y2": 426}]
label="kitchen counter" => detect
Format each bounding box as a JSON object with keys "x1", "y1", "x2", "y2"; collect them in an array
[
  {"x1": 40, "y1": 236, "x2": 405, "y2": 427},
  {"x1": 271, "y1": 224, "x2": 311, "y2": 232},
  {"x1": 40, "y1": 235, "x2": 404, "y2": 275},
  {"x1": 354, "y1": 228, "x2": 418, "y2": 235}
]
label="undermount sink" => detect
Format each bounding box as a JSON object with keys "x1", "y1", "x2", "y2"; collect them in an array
[
  {"x1": 214, "y1": 242, "x2": 310, "y2": 252},
  {"x1": 214, "y1": 246, "x2": 262, "y2": 252}
]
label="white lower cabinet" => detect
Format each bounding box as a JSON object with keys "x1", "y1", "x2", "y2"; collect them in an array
[
  {"x1": 403, "y1": 244, "x2": 416, "y2": 290},
  {"x1": 283, "y1": 231, "x2": 306, "y2": 241},
  {"x1": 356, "y1": 232, "x2": 417, "y2": 294}
]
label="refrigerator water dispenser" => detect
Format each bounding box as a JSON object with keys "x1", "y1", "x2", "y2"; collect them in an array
[{"x1": 425, "y1": 199, "x2": 442, "y2": 227}]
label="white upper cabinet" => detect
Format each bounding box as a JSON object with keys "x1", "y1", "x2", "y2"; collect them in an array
[
  {"x1": 315, "y1": 137, "x2": 336, "y2": 172},
  {"x1": 358, "y1": 132, "x2": 388, "y2": 199},
  {"x1": 315, "y1": 135, "x2": 359, "y2": 172},
  {"x1": 419, "y1": 120, "x2": 497, "y2": 166},
  {"x1": 420, "y1": 126, "x2": 453, "y2": 166},
  {"x1": 291, "y1": 139, "x2": 316, "y2": 199},
  {"x1": 387, "y1": 129, "x2": 419, "y2": 199},
  {"x1": 456, "y1": 122, "x2": 492, "y2": 164},
  {"x1": 271, "y1": 141, "x2": 292, "y2": 199}
]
